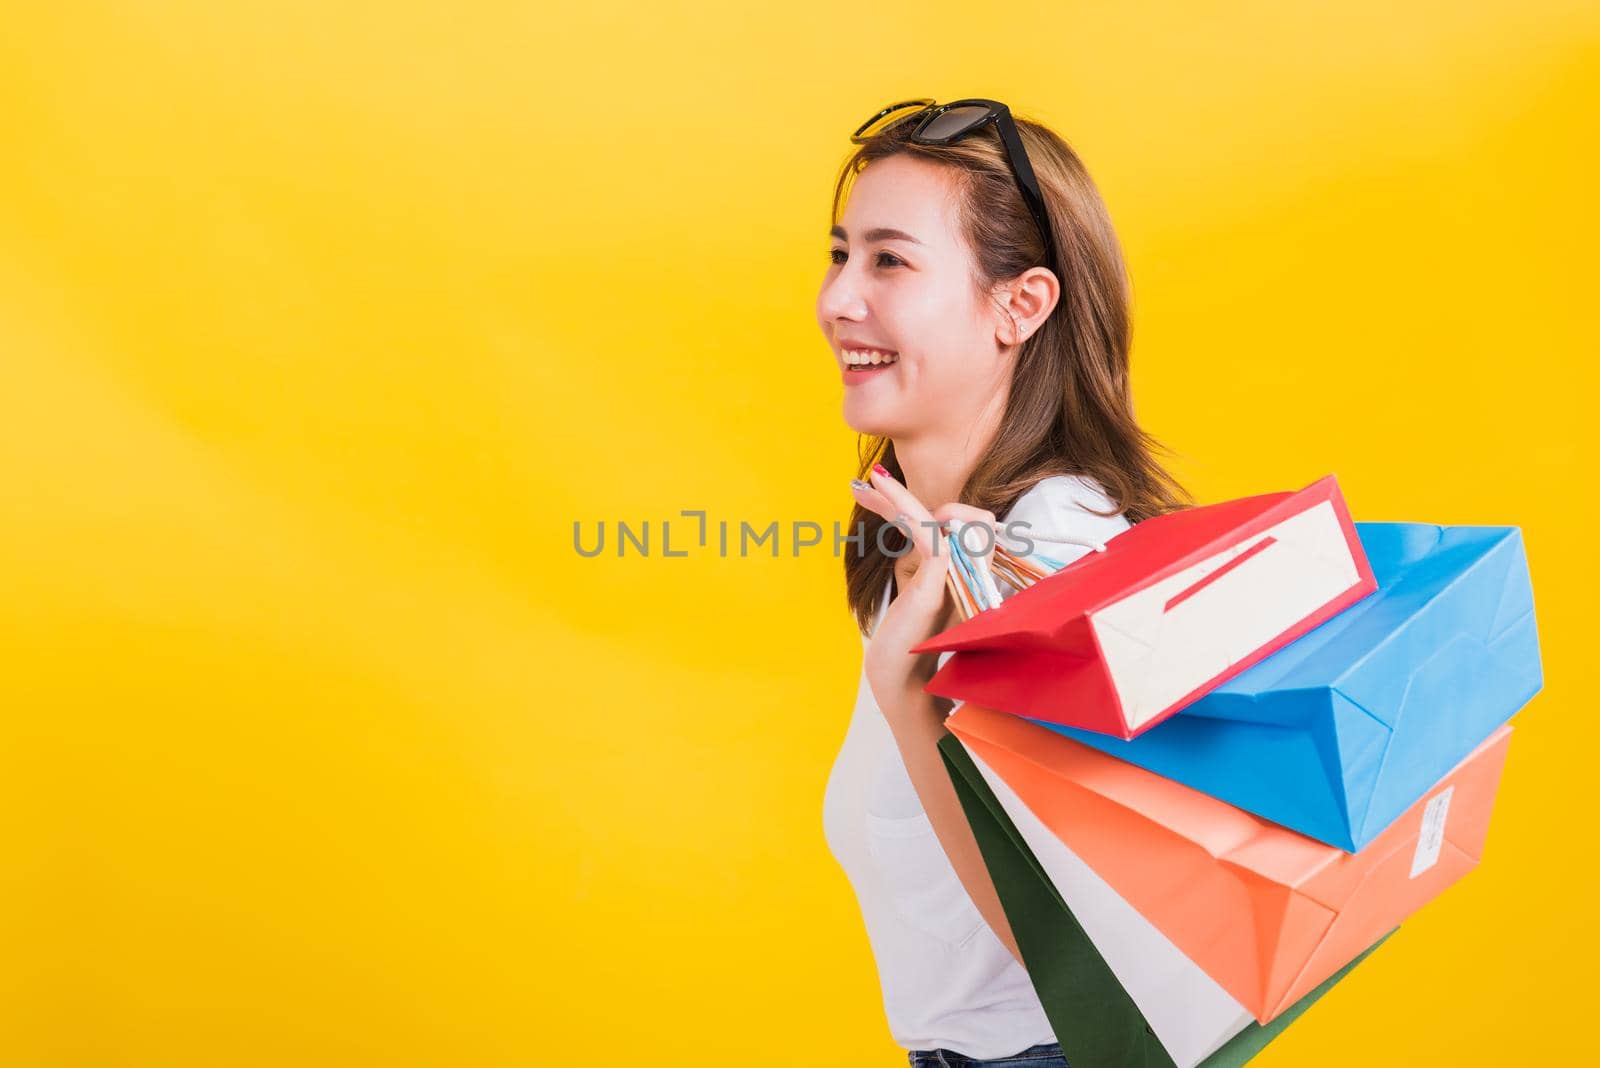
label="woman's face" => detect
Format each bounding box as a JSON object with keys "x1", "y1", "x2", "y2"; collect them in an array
[{"x1": 816, "y1": 155, "x2": 1012, "y2": 439}]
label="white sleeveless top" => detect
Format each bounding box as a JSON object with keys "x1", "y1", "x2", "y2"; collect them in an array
[{"x1": 821, "y1": 474, "x2": 1134, "y2": 1058}]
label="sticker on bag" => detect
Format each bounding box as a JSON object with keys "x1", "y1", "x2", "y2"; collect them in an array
[{"x1": 1410, "y1": 786, "x2": 1454, "y2": 878}]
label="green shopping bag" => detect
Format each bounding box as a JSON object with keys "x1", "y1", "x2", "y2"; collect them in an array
[{"x1": 938, "y1": 732, "x2": 1390, "y2": 1068}]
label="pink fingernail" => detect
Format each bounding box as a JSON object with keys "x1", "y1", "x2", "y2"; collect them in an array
[{"x1": 871, "y1": 463, "x2": 890, "y2": 479}]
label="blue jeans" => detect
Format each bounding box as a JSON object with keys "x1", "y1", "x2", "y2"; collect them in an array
[{"x1": 906, "y1": 1041, "x2": 1069, "y2": 1067}]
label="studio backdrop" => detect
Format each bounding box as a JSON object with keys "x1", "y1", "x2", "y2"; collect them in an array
[{"x1": 1, "y1": 2, "x2": 1595, "y2": 1065}]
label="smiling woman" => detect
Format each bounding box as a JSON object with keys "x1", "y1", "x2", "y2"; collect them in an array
[{"x1": 815, "y1": 100, "x2": 1190, "y2": 1065}]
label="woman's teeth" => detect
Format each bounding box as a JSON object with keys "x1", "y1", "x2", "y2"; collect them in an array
[{"x1": 844, "y1": 349, "x2": 899, "y2": 367}]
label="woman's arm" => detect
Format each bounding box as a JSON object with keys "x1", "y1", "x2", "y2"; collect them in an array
[
  {"x1": 882, "y1": 687, "x2": 1024, "y2": 965},
  {"x1": 852, "y1": 463, "x2": 1028, "y2": 966}
]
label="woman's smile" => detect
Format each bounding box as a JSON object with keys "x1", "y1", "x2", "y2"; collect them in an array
[{"x1": 840, "y1": 345, "x2": 901, "y2": 384}]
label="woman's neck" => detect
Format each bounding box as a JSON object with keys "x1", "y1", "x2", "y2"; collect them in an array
[
  {"x1": 890, "y1": 383, "x2": 1008, "y2": 508},
  {"x1": 893, "y1": 428, "x2": 991, "y2": 510}
]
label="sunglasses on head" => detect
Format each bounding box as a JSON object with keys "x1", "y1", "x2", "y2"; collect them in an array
[{"x1": 851, "y1": 97, "x2": 1058, "y2": 280}]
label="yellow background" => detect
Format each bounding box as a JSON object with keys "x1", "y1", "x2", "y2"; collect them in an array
[{"x1": 2, "y1": 2, "x2": 1595, "y2": 1064}]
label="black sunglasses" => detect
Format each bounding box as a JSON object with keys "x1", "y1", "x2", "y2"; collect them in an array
[{"x1": 851, "y1": 97, "x2": 1058, "y2": 279}]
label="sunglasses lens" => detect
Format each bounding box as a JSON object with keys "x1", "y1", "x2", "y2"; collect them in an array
[
  {"x1": 854, "y1": 100, "x2": 931, "y2": 141},
  {"x1": 917, "y1": 105, "x2": 993, "y2": 142}
]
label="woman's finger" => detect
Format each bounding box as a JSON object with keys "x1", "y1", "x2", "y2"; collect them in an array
[
  {"x1": 866, "y1": 465, "x2": 940, "y2": 558},
  {"x1": 848, "y1": 479, "x2": 898, "y2": 525},
  {"x1": 930, "y1": 503, "x2": 1000, "y2": 558},
  {"x1": 931, "y1": 503, "x2": 997, "y2": 525}
]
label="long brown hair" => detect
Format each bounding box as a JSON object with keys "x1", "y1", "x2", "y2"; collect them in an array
[{"x1": 834, "y1": 107, "x2": 1192, "y2": 635}]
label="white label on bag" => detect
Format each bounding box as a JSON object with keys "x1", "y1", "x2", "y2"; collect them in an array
[{"x1": 1410, "y1": 786, "x2": 1454, "y2": 878}]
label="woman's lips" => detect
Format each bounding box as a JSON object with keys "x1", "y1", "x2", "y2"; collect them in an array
[{"x1": 841, "y1": 362, "x2": 897, "y2": 385}]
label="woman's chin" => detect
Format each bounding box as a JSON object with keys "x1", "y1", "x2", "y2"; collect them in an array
[{"x1": 840, "y1": 398, "x2": 901, "y2": 438}]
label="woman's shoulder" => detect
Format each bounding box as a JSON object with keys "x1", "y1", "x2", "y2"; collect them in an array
[{"x1": 1000, "y1": 473, "x2": 1133, "y2": 546}]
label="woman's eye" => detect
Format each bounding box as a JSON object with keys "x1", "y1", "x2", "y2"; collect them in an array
[{"x1": 827, "y1": 249, "x2": 904, "y2": 267}]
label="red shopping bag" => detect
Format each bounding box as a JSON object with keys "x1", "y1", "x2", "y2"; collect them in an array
[{"x1": 912, "y1": 475, "x2": 1376, "y2": 738}]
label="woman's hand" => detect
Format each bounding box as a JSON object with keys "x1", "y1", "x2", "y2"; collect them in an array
[{"x1": 851, "y1": 466, "x2": 999, "y2": 725}]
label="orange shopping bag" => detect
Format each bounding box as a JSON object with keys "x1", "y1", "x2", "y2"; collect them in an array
[{"x1": 947, "y1": 704, "x2": 1512, "y2": 1023}]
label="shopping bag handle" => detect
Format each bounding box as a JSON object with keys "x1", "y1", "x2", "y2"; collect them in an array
[{"x1": 1164, "y1": 534, "x2": 1278, "y2": 612}]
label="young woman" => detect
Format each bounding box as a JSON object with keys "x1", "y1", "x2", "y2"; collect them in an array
[{"x1": 818, "y1": 99, "x2": 1191, "y2": 1066}]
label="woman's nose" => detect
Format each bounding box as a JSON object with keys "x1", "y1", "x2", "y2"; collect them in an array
[{"x1": 817, "y1": 270, "x2": 868, "y2": 324}]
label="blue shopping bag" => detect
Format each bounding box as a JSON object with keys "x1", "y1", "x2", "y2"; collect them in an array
[{"x1": 1036, "y1": 522, "x2": 1542, "y2": 851}]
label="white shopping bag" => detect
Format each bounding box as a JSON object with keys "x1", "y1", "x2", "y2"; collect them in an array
[{"x1": 969, "y1": 749, "x2": 1255, "y2": 1068}]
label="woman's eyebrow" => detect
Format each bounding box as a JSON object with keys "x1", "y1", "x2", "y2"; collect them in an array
[{"x1": 829, "y1": 224, "x2": 924, "y2": 245}]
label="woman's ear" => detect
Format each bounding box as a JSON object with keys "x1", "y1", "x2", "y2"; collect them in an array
[{"x1": 993, "y1": 266, "x2": 1061, "y2": 346}]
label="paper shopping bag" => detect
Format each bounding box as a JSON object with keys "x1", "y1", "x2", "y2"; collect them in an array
[
  {"x1": 939, "y1": 732, "x2": 1389, "y2": 1067},
  {"x1": 914, "y1": 475, "x2": 1375, "y2": 738},
  {"x1": 1041, "y1": 522, "x2": 1541, "y2": 850},
  {"x1": 947, "y1": 704, "x2": 1511, "y2": 1023}
]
